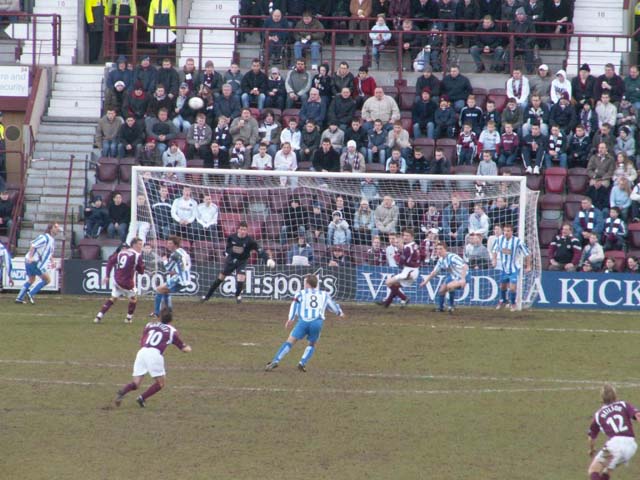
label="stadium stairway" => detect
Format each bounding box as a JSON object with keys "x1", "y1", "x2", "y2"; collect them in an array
[
  {"x1": 0, "y1": 34, "x2": 20, "y2": 63},
  {"x1": 178, "y1": 0, "x2": 236, "y2": 69},
  {"x1": 17, "y1": 65, "x2": 104, "y2": 255},
  {"x1": 16, "y1": 0, "x2": 79, "y2": 65}
]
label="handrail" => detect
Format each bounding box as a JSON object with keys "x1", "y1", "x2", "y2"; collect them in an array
[
  {"x1": 2, "y1": 13, "x2": 62, "y2": 71},
  {"x1": 59, "y1": 154, "x2": 75, "y2": 290}
]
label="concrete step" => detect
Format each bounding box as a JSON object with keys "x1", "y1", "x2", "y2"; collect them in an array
[
  {"x1": 36, "y1": 133, "x2": 95, "y2": 143},
  {"x1": 46, "y1": 107, "x2": 100, "y2": 119},
  {"x1": 35, "y1": 141, "x2": 95, "y2": 152},
  {"x1": 54, "y1": 73, "x2": 103, "y2": 84},
  {"x1": 56, "y1": 65, "x2": 107, "y2": 75},
  {"x1": 49, "y1": 97, "x2": 102, "y2": 110},
  {"x1": 25, "y1": 186, "x2": 85, "y2": 197},
  {"x1": 39, "y1": 123, "x2": 97, "y2": 134},
  {"x1": 20, "y1": 54, "x2": 75, "y2": 65},
  {"x1": 51, "y1": 90, "x2": 104, "y2": 99},
  {"x1": 31, "y1": 150, "x2": 93, "y2": 161}
]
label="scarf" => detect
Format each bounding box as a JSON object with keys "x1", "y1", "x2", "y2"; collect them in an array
[
  {"x1": 578, "y1": 209, "x2": 595, "y2": 231},
  {"x1": 513, "y1": 80, "x2": 522, "y2": 98},
  {"x1": 605, "y1": 217, "x2": 623, "y2": 238}
]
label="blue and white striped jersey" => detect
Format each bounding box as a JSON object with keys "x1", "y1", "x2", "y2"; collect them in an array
[
  {"x1": 289, "y1": 288, "x2": 343, "y2": 323},
  {"x1": 29, "y1": 233, "x2": 55, "y2": 271},
  {"x1": 433, "y1": 252, "x2": 466, "y2": 280},
  {"x1": 0, "y1": 242, "x2": 12, "y2": 274},
  {"x1": 492, "y1": 234, "x2": 530, "y2": 274},
  {"x1": 164, "y1": 247, "x2": 191, "y2": 284}
]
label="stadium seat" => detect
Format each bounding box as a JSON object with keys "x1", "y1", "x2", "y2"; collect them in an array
[
  {"x1": 298, "y1": 161, "x2": 312, "y2": 171},
  {"x1": 563, "y1": 194, "x2": 587, "y2": 221},
  {"x1": 118, "y1": 164, "x2": 132, "y2": 183},
  {"x1": 526, "y1": 174, "x2": 542, "y2": 191},
  {"x1": 381, "y1": 85, "x2": 398, "y2": 101},
  {"x1": 187, "y1": 159, "x2": 205, "y2": 168},
  {"x1": 487, "y1": 93, "x2": 507, "y2": 113},
  {"x1": 608, "y1": 251, "x2": 627, "y2": 272},
  {"x1": 119, "y1": 156, "x2": 136, "y2": 165},
  {"x1": 349, "y1": 244, "x2": 370, "y2": 265},
  {"x1": 397, "y1": 84, "x2": 414, "y2": 94},
  {"x1": 539, "y1": 250, "x2": 550, "y2": 270},
  {"x1": 96, "y1": 159, "x2": 118, "y2": 183},
  {"x1": 567, "y1": 167, "x2": 590, "y2": 194},
  {"x1": 77, "y1": 238, "x2": 102, "y2": 260},
  {"x1": 269, "y1": 108, "x2": 282, "y2": 121},
  {"x1": 472, "y1": 87, "x2": 487, "y2": 110},
  {"x1": 399, "y1": 92, "x2": 415, "y2": 111},
  {"x1": 499, "y1": 165, "x2": 524, "y2": 175},
  {"x1": 544, "y1": 167, "x2": 567, "y2": 194},
  {"x1": 453, "y1": 165, "x2": 477, "y2": 175},
  {"x1": 538, "y1": 224, "x2": 559, "y2": 248},
  {"x1": 174, "y1": 138, "x2": 188, "y2": 156},
  {"x1": 367, "y1": 163, "x2": 385, "y2": 172},
  {"x1": 412, "y1": 138, "x2": 435, "y2": 159},
  {"x1": 269, "y1": 189, "x2": 291, "y2": 213},
  {"x1": 281, "y1": 108, "x2": 300, "y2": 125},
  {"x1": 400, "y1": 112, "x2": 413, "y2": 133},
  {"x1": 540, "y1": 193, "x2": 564, "y2": 215},
  {"x1": 91, "y1": 183, "x2": 114, "y2": 202},
  {"x1": 628, "y1": 222, "x2": 640, "y2": 249},
  {"x1": 224, "y1": 188, "x2": 249, "y2": 212},
  {"x1": 435, "y1": 138, "x2": 457, "y2": 164}
]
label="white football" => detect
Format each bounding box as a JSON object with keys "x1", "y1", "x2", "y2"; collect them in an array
[
  {"x1": 266, "y1": 259, "x2": 276, "y2": 269},
  {"x1": 188, "y1": 96, "x2": 205, "y2": 110}
]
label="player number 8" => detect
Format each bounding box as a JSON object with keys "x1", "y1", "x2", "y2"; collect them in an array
[{"x1": 309, "y1": 295, "x2": 318, "y2": 309}]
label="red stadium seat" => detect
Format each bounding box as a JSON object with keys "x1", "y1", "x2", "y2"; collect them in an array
[
  {"x1": 381, "y1": 85, "x2": 398, "y2": 101},
  {"x1": 544, "y1": 167, "x2": 567, "y2": 194},
  {"x1": 399, "y1": 92, "x2": 415, "y2": 111},
  {"x1": 607, "y1": 251, "x2": 627, "y2": 272},
  {"x1": 499, "y1": 165, "x2": 524, "y2": 175},
  {"x1": 413, "y1": 137, "x2": 435, "y2": 159},
  {"x1": 539, "y1": 249, "x2": 550, "y2": 270},
  {"x1": 453, "y1": 165, "x2": 477, "y2": 175},
  {"x1": 281, "y1": 108, "x2": 300, "y2": 125},
  {"x1": 526, "y1": 174, "x2": 543, "y2": 191},
  {"x1": 173, "y1": 138, "x2": 188, "y2": 156},
  {"x1": 628, "y1": 222, "x2": 640, "y2": 249},
  {"x1": 472, "y1": 87, "x2": 487, "y2": 110},
  {"x1": 563, "y1": 194, "x2": 587, "y2": 221},
  {"x1": 367, "y1": 163, "x2": 385, "y2": 172},
  {"x1": 400, "y1": 114, "x2": 413, "y2": 133},
  {"x1": 77, "y1": 239, "x2": 102, "y2": 260},
  {"x1": 538, "y1": 225, "x2": 559, "y2": 248},
  {"x1": 119, "y1": 156, "x2": 136, "y2": 165},
  {"x1": 118, "y1": 164, "x2": 132, "y2": 183},
  {"x1": 540, "y1": 193, "x2": 565, "y2": 212},
  {"x1": 487, "y1": 93, "x2": 507, "y2": 113},
  {"x1": 91, "y1": 183, "x2": 114, "y2": 202},
  {"x1": 567, "y1": 167, "x2": 590, "y2": 194},
  {"x1": 97, "y1": 159, "x2": 118, "y2": 183},
  {"x1": 224, "y1": 188, "x2": 249, "y2": 213},
  {"x1": 436, "y1": 138, "x2": 457, "y2": 164}
]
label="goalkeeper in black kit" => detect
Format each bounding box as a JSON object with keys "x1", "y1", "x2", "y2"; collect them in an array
[{"x1": 201, "y1": 221, "x2": 275, "y2": 304}]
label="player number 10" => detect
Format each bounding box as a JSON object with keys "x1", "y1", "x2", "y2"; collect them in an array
[
  {"x1": 606, "y1": 415, "x2": 628, "y2": 434},
  {"x1": 145, "y1": 331, "x2": 163, "y2": 347}
]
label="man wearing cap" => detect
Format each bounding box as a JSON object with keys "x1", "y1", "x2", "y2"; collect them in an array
[
  {"x1": 571, "y1": 63, "x2": 595, "y2": 110},
  {"x1": 549, "y1": 92, "x2": 577, "y2": 135},
  {"x1": 134, "y1": 56, "x2": 158, "y2": 94},
  {"x1": 530, "y1": 64, "x2": 553, "y2": 105},
  {"x1": 104, "y1": 80, "x2": 128, "y2": 116},
  {"x1": 340, "y1": 140, "x2": 366, "y2": 172},
  {"x1": 107, "y1": 55, "x2": 134, "y2": 92},
  {"x1": 96, "y1": 109, "x2": 124, "y2": 158},
  {"x1": 624, "y1": 65, "x2": 640, "y2": 112},
  {"x1": 594, "y1": 63, "x2": 625, "y2": 104},
  {"x1": 157, "y1": 58, "x2": 180, "y2": 98},
  {"x1": 469, "y1": 15, "x2": 505, "y2": 73},
  {"x1": 264, "y1": 67, "x2": 287, "y2": 111},
  {"x1": 506, "y1": 8, "x2": 535, "y2": 74}
]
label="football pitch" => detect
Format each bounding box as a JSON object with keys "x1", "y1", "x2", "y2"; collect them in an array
[{"x1": 2, "y1": 296, "x2": 640, "y2": 480}]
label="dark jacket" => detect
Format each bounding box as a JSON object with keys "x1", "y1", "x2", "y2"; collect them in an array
[
  {"x1": 241, "y1": 70, "x2": 268, "y2": 94},
  {"x1": 117, "y1": 121, "x2": 145, "y2": 149},
  {"x1": 157, "y1": 67, "x2": 180, "y2": 97},
  {"x1": 312, "y1": 147, "x2": 340, "y2": 171},
  {"x1": 571, "y1": 75, "x2": 596, "y2": 106},
  {"x1": 415, "y1": 75, "x2": 441, "y2": 97},
  {"x1": 510, "y1": 18, "x2": 535, "y2": 49},
  {"x1": 299, "y1": 99, "x2": 327, "y2": 126},
  {"x1": 429, "y1": 156, "x2": 452, "y2": 174},
  {"x1": 123, "y1": 91, "x2": 150, "y2": 120},
  {"x1": 331, "y1": 72, "x2": 355, "y2": 96},
  {"x1": 344, "y1": 126, "x2": 368, "y2": 150},
  {"x1": 327, "y1": 96, "x2": 357, "y2": 126},
  {"x1": 441, "y1": 74, "x2": 472, "y2": 103},
  {"x1": 473, "y1": 22, "x2": 503, "y2": 49},
  {"x1": 549, "y1": 103, "x2": 577, "y2": 132},
  {"x1": 411, "y1": 0, "x2": 439, "y2": 20},
  {"x1": 478, "y1": 0, "x2": 501, "y2": 18},
  {"x1": 594, "y1": 74, "x2": 626, "y2": 103},
  {"x1": 146, "y1": 95, "x2": 175, "y2": 118},
  {"x1": 134, "y1": 65, "x2": 158, "y2": 93},
  {"x1": 214, "y1": 94, "x2": 242, "y2": 120},
  {"x1": 108, "y1": 202, "x2": 130, "y2": 224},
  {"x1": 412, "y1": 98, "x2": 437, "y2": 126}
]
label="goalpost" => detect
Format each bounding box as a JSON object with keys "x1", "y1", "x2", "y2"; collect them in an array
[{"x1": 130, "y1": 167, "x2": 541, "y2": 309}]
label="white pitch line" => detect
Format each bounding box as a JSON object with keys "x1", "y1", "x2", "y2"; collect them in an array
[
  {"x1": 0, "y1": 375, "x2": 626, "y2": 396},
  {"x1": 1, "y1": 358, "x2": 637, "y2": 388}
]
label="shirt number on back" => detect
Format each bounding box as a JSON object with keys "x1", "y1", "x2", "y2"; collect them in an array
[
  {"x1": 145, "y1": 331, "x2": 163, "y2": 347},
  {"x1": 309, "y1": 295, "x2": 318, "y2": 309},
  {"x1": 118, "y1": 254, "x2": 128, "y2": 269},
  {"x1": 606, "y1": 415, "x2": 629, "y2": 434}
]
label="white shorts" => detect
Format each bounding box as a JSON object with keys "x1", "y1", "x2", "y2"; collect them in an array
[
  {"x1": 132, "y1": 347, "x2": 166, "y2": 378},
  {"x1": 112, "y1": 282, "x2": 137, "y2": 299},
  {"x1": 392, "y1": 267, "x2": 419, "y2": 288},
  {"x1": 595, "y1": 436, "x2": 638, "y2": 470}
]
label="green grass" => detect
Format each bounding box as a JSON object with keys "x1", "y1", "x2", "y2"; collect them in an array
[{"x1": 2, "y1": 296, "x2": 640, "y2": 479}]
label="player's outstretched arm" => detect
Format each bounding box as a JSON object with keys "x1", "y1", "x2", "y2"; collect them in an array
[
  {"x1": 182, "y1": 345, "x2": 192, "y2": 353},
  {"x1": 587, "y1": 436, "x2": 595, "y2": 457},
  {"x1": 419, "y1": 270, "x2": 436, "y2": 287}
]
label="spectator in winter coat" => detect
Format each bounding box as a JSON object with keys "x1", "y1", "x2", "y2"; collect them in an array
[
  {"x1": 498, "y1": 122, "x2": 520, "y2": 167},
  {"x1": 263, "y1": 9, "x2": 289, "y2": 61},
  {"x1": 240, "y1": 59, "x2": 268, "y2": 111},
  {"x1": 214, "y1": 84, "x2": 242, "y2": 121},
  {"x1": 469, "y1": 15, "x2": 504, "y2": 73},
  {"x1": 255, "y1": 110, "x2": 281, "y2": 157},
  {"x1": 522, "y1": 94, "x2": 550, "y2": 137},
  {"x1": 293, "y1": 12, "x2": 325, "y2": 69},
  {"x1": 133, "y1": 55, "x2": 157, "y2": 94},
  {"x1": 505, "y1": 8, "x2": 535, "y2": 74},
  {"x1": 578, "y1": 232, "x2": 605, "y2": 270},
  {"x1": 285, "y1": 59, "x2": 312, "y2": 109},
  {"x1": 441, "y1": 195, "x2": 468, "y2": 246},
  {"x1": 544, "y1": 124, "x2": 568, "y2": 168},
  {"x1": 602, "y1": 206, "x2": 627, "y2": 250},
  {"x1": 107, "y1": 192, "x2": 130, "y2": 242},
  {"x1": 614, "y1": 128, "x2": 636, "y2": 162},
  {"x1": 327, "y1": 210, "x2": 352, "y2": 246},
  {"x1": 414, "y1": 65, "x2": 441, "y2": 102},
  {"x1": 178, "y1": 58, "x2": 201, "y2": 94},
  {"x1": 610, "y1": 177, "x2": 632, "y2": 219},
  {"x1": 624, "y1": 65, "x2": 640, "y2": 111},
  {"x1": 299, "y1": 88, "x2": 327, "y2": 126},
  {"x1": 521, "y1": 123, "x2": 547, "y2": 174},
  {"x1": 200, "y1": 60, "x2": 224, "y2": 97},
  {"x1": 374, "y1": 196, "x2": 399, "y2": 239},
  {"x1": 573, "y1": 196, "x2": 604, "y2": 243},
  {"x1": 123, "y1": 81, "x2": 149, "y2": 121},
  {"x1": 331, "y1": 62, "x2": 355, "y2": 97},
  {"x1": 117, "y1": 115, "x2": 145, "y2": 159},
  {"x1": 96, "y1": 109, "x2": 124, "y2": 158},
  {"x1": 223, "y1": 63, "x2": 244, "y2": 101},
  {"x1": 145, "y1": 108, "x2": 178, "y2": 154},
  {"x1": 84, "y1": 195, "x2": 109, "y2": 238},
  {"x1": 587, "y1": 142, "x2": 616, "y2": 188},
  {"x1": 147, "y1": 84, "x2": 175, "y2": 119},
  {"x1": 567, "y1": 124, "x2": 592, "y2": 168},
  {"x1": 299, "y1": 120, "x2": 320, "y2": 163},
  {"x1": 548, "y1": 223, "x2": 582, "y2": 271},
  {"x1": 137, "y1": 139, "x2": 163, "y2": 166},
  {"x1": 367, "y1": 119, "x2": 388, "y2": 164},
  {"x1": 361, "y1": 87, "x2": 401, "y2": 133},
  {"x1": 172, "y1": 83, "x2": 196, "y2": 133},
  {"x1": 369, "y1": 14, "x2": 392, "y2": 67},
  {"x1": 353, "y1": 199, "x2": 377, "y2": 244},
  {"x1": 550, "y1": 69, "x2": 571, "y2": 105},
  {"x1": 549, "y1": 94, "x2": 577, "y2": 135},
  {"x1": 264, "y1": 67, "x2": 287, "y2": 111},
  {"x1": 594, "y1": 63, "x2": 625, "y2": 104},
  {"x1": 529, "y1": 64, "x2": 553, "y2": 105},
  {"x1": 107, "y1": 55, "x2": 134, "y2": 92},
  {"x1": 186, "y1": 113, "x2": 212, "y2": 160},
  {"x1": 572, "y1": 63, "x2": 596, "y2": 111},
  {"x1": 505, "y1": 68, "x2": 530, "y2": 110},
  {"x1": 321, "y1": 122, "x2": 345, "y2": 152},
  {"x1": 501, "y1": 97, "x2": 524, "y2": 133},
  {"x1": 312, "y1": 138, "x2": 341, "y2": 172},
  {"x1": 171, "y1": 186, "x2": 198, "y2": 238},
  {"x1": 595, "y1": 92, "x2": 617, "y2": 129},
  {"x1": 434, "y1": 97, "x2": 456, "y2": 139},
  {"x1": 412, "y1": 89, "x2": 436, "y2": 139},
  {"x1": 230, "y1": 108, "x2": 259, "y2": 152},
  {"x1": 352, "y1": 66, "x2": 377, "y2": 109},
  {"x1": 104, "y1": 80, "x2": 128, "y2": 116},
  {"x1": 340, "y1": 140, "x2": 366, "y2": 172},
  {"x1": 157, "y1": 58, "x2": 180, "y2": 98},
  {"x1": 328, "y1": 87, "x2": 357, "y2": 131},
  {"x1": 441, "y1": 65, "x2": 472, "y2": 112}
]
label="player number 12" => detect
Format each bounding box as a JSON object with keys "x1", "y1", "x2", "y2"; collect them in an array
[{"x1": 606, "y1": 415, "x2": 629, "y2": 434}]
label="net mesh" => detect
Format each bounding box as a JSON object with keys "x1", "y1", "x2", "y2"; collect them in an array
[{"x1": 132, "y1": 167, "x2": 540, "y2": 308}]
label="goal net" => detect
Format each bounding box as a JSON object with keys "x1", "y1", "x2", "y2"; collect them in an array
[{"x1": 130, "y1": 167, "x2": 541, "y2": 309}]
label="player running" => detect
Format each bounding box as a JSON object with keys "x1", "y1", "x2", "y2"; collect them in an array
[
  {"x1": 200, "y1": 221, "x2": 275, "y2": 304},
  {"x1": 376, "y1": 228, "x2": 420, "y2": 308},
  {"x1": 152, "y1": 236, "x2": 191, "y2": 318},
  {"x1": 492, "y1": 224, "x2": 531, "y2": 312},
  {"x1": 587, "y1": 383, "x2": 640, "y2": 480},
  {"x1": 15, "y1": 222, "x2": 61, "y2": 304},
  {"x1": 94, "y1": 238, "x2": 144, "y2": 324},
  {"x1": 113, "y1": 308, "x2": 192, "y2": 408},
  {"x1": 265, "y1": 274, "x2": 344, "y2": 372},
  {"x1": 0, "y1": 239, "x2": 13, "y2": 292},
  {"x1": 419, "y1": 241, "x2": 468, "y2": 313}
]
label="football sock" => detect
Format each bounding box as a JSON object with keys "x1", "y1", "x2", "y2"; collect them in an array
[
  {"x1": 127, "y1": 301, "x2": 136, "y2": 315},
  {"x1": 437, "y1": 294, "x2": 445, "y2": 309},
  {"x1": 141, "y1": 382, "x2": 162, "y2": 400},
  {"x1": 384, "y1": 286, "x2": 397, "y2": 306},
  {"x1": 300, "y1": 345, "x2": 315, "y2": 366},
  {"x1": 30, "y1": 280, "x2": 46, "y2": 297},
  {"x1": 205, "y1": 279, "x2": 223, "y2": 299},
  {"x1": 601, "y1": 474, "x2": 609, "y2": 480},
  {"x1": 448, "y1": 291, "x2": 455, "y2": 307},
  {"x1": 154, "y1": 293, "x2": 163, "y2": 315},
  {"x1": 273, "y1": 341, "x2": 292, "y2": 363},
  {"x1": 500, "y1": 289, "x2": 508, "y2": 302},
  {"x1": 120, "y1": 382, "x2": 138, "y2": 395},
  {"x1": 396, "y1": 287, "x2": 407, "y2": 301},
  {"x1": 509, "y1": 290, "x2": 516, "y2": 305},
  {"x1": 100, "y1": 299, "x2": 114, "y2": 315},
  {"x1": 236, "y1": 281, "x2": 245, "y2": 297},
  {"x1": 589, "y1": 473, "x2": 601, "y2": 480},
  {"x1": 17, "y1": 282, "x2": 31, "y2": 300}
]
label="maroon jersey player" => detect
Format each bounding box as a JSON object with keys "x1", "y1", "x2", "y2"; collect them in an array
[
  {"x1": 114, "y1": 308, "x2": 192, "y2": 408},
  {"x1": 94, "y1": 238, "x2": 145, "y2": 324},
  {"x1": 376, "y1": 228, "x2": 421, "y2": 308},
  {"x1": 588, "y1": 383, "x2": 640, "y2": 480}
]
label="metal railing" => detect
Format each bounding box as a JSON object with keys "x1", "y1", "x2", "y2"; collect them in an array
[
  {"x1": 1, "y1": 13, "x2": 62, "y2": 70},
  {"x1": 59, "y1": 153, "x2": 76, "y2": 289}
]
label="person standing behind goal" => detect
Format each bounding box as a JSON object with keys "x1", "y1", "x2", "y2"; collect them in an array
[{"x1": 200, "y1": 221, "x2": 275, "y2": 304}]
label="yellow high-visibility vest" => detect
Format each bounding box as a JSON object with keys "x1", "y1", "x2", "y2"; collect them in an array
[{"x1": 147, "y1": 0, "x2": 176, "y2": 32}]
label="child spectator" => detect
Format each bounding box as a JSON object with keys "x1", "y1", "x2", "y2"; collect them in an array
[
  {"x1": 602, "y1": 206, "x2": 626, "y2": 251},
  {"x1": 367, "y1": 119, "x2": 388, "y2": 164},
  {"x1": 434, "y1": 97, "x2": 456, "y2": 139},
  {"x1": 482, "y1": 99, "x2": 501, "y2": 132},
  {"x1": 478, "y1": 120, "x2": 500, "y2": 159},
  {"x1": 456, "y1": 123, "x2": 477, "y2": 165},
  {"x1": 544, "y1": 124, "x2": 567, "y2": 169},
  {"x1": 256, "y1": 109, "x2": 281, "y2": 158},
  {"x1": 567, "y1": 124, "x2": 591, "y2": 168},
  {"x1": 280, "y1": 117, "x2": 302, "y2": 158},
  {"x1": 459, "y1": 94, "x2": 483, "y2": 136},
  {"x1": 327, "y1": 210, "x2": 352, "y2": 245},
  {"x1": 498, "y1": 122, "x2": 519, "y2": 167},
  {"x1": 370, "y1": 14, "x2": 392, "y2": 68},
  {"x1": 84, "y1": 196, "x2": 109, "y2": 238}
]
